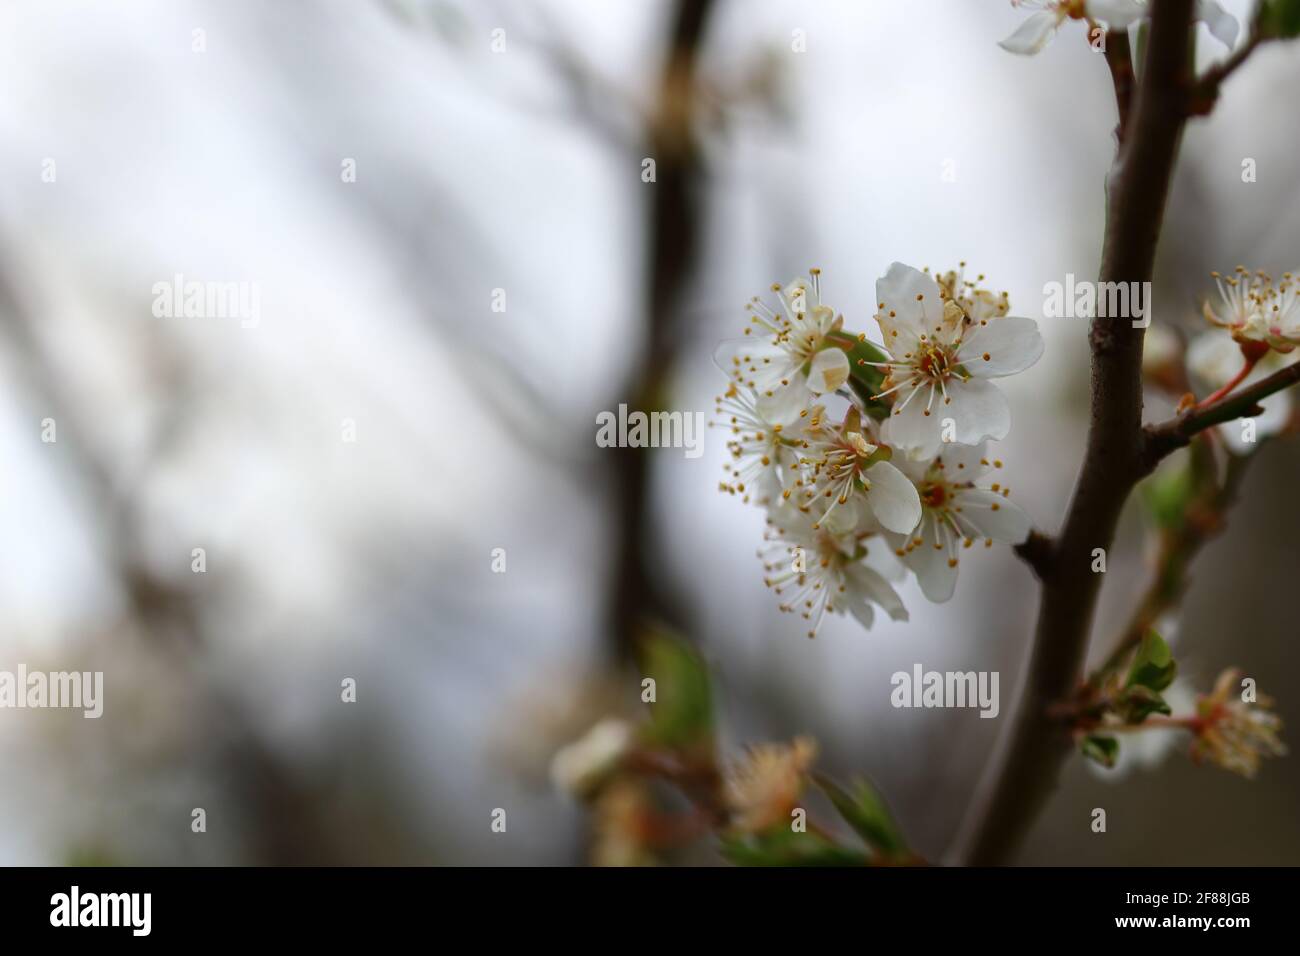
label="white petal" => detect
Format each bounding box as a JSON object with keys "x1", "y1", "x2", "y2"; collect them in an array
[
  {"x1": 1195, "y1": 0, "x2": 1239, "y2": 48},
  {"x1": 1186, "y1": 331, "x2": 1240, "y2": 386},
  {"x1": 865, "y1": 460, "x2": 922, "y2": 534},
  {"x1": 863, "y1": 539, "x2": 908, "y2": 583},
  {"x1": 1088, "y1": 0, "x2": 1146, "y2": 29},
  {"x1": 808, "y1": 347, "x2": 850, "y2": 395},
  {"x1": 944, "y1": 378, "x2": 1011, "y2": 445},
  {"x1": 998, "y1": 10, "x2": 1063, "y2": 55},
  {"x1": 902, "y1": 522, "x2": 959, "y2": 603},
  {"x1": 752, "y1": 462, "x2": 785, "y2": 506},
  {"x1": 713, "y1": 336, "x2": 797, "y2": 394},
  {"x1": 845, "y1": 563, "x2": 909, "y2": 622},
  {"x1": 821, "y1": 496, "x2": 860, "y2": 545},
  {"x1": 1220, "y1": 391, "x2": 1290, "y2": 453},
  {"x1": 959, "y1": 316, "x2": 1045, "y2": 378},
  {"x1": 953, "y1": 489, "x2": 1032, "y2": 543},
  {"x1": 757, "y1": 378, "x2": 812, "y2": 425},
  {"x1": 882, "y1": 385, "x2": 944, "y2": 460},
  {"x1": 846, "y1": 595, "x2": 875, "y2": 630},
  {"x1": 781, "y1": 277, "x2": 812, "y2": 317},
  {"x1": 934, "y1": 439, "x2": 989, "y2": 478},
  {"x1": 876, "y1": 262, "x2": 943, "y2": 344}
]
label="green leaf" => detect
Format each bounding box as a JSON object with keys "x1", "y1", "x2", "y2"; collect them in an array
[
  {"x1": 1259, "y1": 0, "x2": 1300, "y2": 39},
  {"x1": 1140, "y1": 455, "x2": 1196, "y2": 530},
  {"x1": 1126, "y1": 630, "x2": 1177, "y2": 692},
  {"x1": 829, "y1": 331, "x2": 891, "y2": 421},
  {"x1": 637, "y1": 631, "x2": 714, "y2": 750},
  {"x1": 1118, "y1": 684, "x2": 1172, "y2": 724},
  {"x1": 719, "y1": 827, "x2": 869, "y2": 867},
  {"x1": 1081, "y1": 735, "x2": 1120, "y2": 768},
  {"x1": 814, "y1": 773, "x2": 907, "y2": 858}
]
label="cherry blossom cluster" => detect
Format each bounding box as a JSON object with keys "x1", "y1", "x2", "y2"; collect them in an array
[{"x1": 714, "y1": 264, "x2": 1044, "y2": 637}]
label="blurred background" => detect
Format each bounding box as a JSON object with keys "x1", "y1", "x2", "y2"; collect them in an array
[{"x1": 0, "y1": 0, "x2": 1297, "y2": 865}]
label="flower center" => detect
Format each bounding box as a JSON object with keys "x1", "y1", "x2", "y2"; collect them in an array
[
  {"x1": 915, "y1": 342, "x2": 956, "y2": 382},
  {"x1": 921, "y1": 482, "x2": 948, "y2": 509}
]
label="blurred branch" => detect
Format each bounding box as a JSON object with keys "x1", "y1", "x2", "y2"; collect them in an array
[
  {"x1": 0, "y1": 257, "x2": 347, "y2": 864},
  {"x1": 603, "y1": 0, "x2": 715, "y2": 662},
  {"x1": 1093, "y1": 440, "x2": 1253, "y2": 683},
  {"x1": 1191, "y1": 26, "x2": 1265, "y2": 113}
]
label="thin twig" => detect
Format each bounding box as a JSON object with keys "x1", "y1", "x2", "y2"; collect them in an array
[
  {"x1": 1190, "y1": 29, "x2": 1264, "y2": 113},
  {"x1": 1093, "y1": 439, "x2": 1253, "y2": 683},
  {"x1": 1142, "y1": 359, "x2": 1300, "y2": 465}
]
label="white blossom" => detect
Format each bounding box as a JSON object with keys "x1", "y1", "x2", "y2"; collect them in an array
[
  {"x1": 1201, "y1": 267, "x2": 1300, "y2": 353},
  {"x1": 715, "y1": 272, "x2": 851, "y2": 423},
  {"x1": 714, "y1": 383, "x2": 807, "y2": 506},
  {"x1": 999, "y1": 0, "x2": 1144, "y2": 56},
  {"x1": 999, "y1": 0, "x2": 1236, "y2": 56},
  {"x1": 870, "y1": 262, "x2": 1043, "y2": 461},
  {"x1": 760, "y1": 499, "x2": 908, "y2": 638},
  {"x1": 788, "y1": 405, "x2": 922, "y2": 536},
  {"x1": 885, "y1": 442, "x2": 1032, "y2": 602}
]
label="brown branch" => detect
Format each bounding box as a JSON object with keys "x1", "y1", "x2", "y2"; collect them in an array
[
  {"x1": 1142, "y1": 360, "x2": 1300, "y2": 465},
  {"x1": 1104, "y1": 30, "x2": 1135, "y2": 142},
  {"x1": 1013, "y1": 530, "x2": 1056, "y2": 580},
  {"x1": 949, "y1": 0, "x2": 1199, "y2": 866}
]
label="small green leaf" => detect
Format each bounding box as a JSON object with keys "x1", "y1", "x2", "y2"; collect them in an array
[
  {"x1": 1118, "y1": 684, "x2": 1172, "y2": 724},
  {"x1": 814, "y1": 774, "x2": 907, "y2": 857},
  {"x1": 719, "y1": 827, "x2": 869, "y2": 867},
  {"x1": 637, "y1": 631, "x2": 714, "y2": 750},
  {"x1": 1126, "y1": 630, "x2": 1177, "y2": 692},
  {"x1": 1140, "y1": 455, "x2": 1196, "y2": 530},
  {"x1": 1259, "y1": 0, "x2": 1300, "y2": 39},
  {"x1": 1081, "y1": 735, "x2": 1120, "y2": 768}
]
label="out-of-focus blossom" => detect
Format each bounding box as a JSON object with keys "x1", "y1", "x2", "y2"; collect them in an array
[
  {"x1": 760, "y1": 500, "x2": 909, "y2": 637},
  {"x1": 550, "y1": 718, "x2": 634, "y2": 799},
  {"x1": 1191, "y1": 668, "x2": 1287, "y2": 778},
  {"x1": 724, "y1": 736, "x2": 817, "y2": 834},
  {"x1": 591, "y1": 779, "x2": 658, "y2": 867},
  {"x1": 1187, "y1": 331, "x2": 1297, "y2": 453}
]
